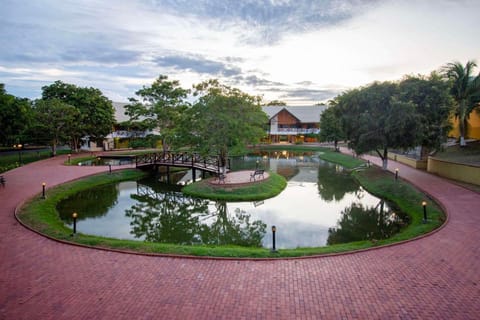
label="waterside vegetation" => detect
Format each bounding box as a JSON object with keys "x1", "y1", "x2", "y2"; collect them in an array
[{"x1": 17, "y1": 147, "x2": 445, "y2": 258}]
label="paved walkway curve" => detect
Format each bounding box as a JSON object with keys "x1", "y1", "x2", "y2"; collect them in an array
[{"x1": 1, "y1": 154, "x2": 479, "y2": 319}]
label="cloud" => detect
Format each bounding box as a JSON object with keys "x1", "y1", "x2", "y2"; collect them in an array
[
  {"x1": 146, "y1": 0, "x2": 376, "y2": 44},
  {"x1": 232, "y1": 75, "x2": 285, "y2": 87},
  {"x1": 155, "y1": 55, "x2": 242, "y2": 76},
  {"x1": 279, "y1": 88, "x2": 341, "y2": 102}
]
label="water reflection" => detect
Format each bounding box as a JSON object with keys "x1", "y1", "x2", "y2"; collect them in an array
[
  {"x1": 125, "y1": 179, "x2": 266, "y2": 246},
  {"x1": 327, "y1": 201, "x2": 408, "y2": 245},
  {"x1": 57, "y1": 150, "x2": 409, "y2": 248},
  {"x1": 317, "y1": 164, "x2": 359, "y2": 202}
]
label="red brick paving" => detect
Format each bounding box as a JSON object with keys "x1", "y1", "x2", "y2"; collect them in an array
[{"x1": 1, "y1": 153, "x2": 480, "y2": 319}]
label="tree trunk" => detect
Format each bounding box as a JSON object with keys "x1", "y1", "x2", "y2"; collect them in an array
[
  {"x1": 459, "y1": 101, "x2": 467, "y2": 147},
  {"x1": 376, "y1": 148, "x2": 388, "y2": 170}
]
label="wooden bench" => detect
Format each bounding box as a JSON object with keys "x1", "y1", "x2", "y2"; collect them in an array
[
  {"x1": 250, "y1": 169, "x2": 265, "y2": 181},
  {"x1": 0, "y1": 175, "x2": 5, "y2": 186}
]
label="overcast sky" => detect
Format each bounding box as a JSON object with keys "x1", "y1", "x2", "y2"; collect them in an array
[{"x1": 1, "y1": 0, "x2": 479, "y2": 105}]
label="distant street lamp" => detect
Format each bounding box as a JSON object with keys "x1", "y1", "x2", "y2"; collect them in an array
[
  {"x1": 422, "y1": 201, "x2": 428, "y2": 223},
  {"x1": 271, "y1": 225, "x2": 278, "y2": 253},
  {"x1": 72, "y1": 212, "x2": 78, "y2": 235},
  {"x1": 42, "y1": 182, "x2": 46, "y2": 199},
  {"x1": 256, "y1": 160, "x2": 259, "y2": 170},
  {"x1": 395, "y1": 168, "x2": 399, "y2": 181},
  {"x1": 13, "y1": 144, "x2": 23, "y2": 164}
]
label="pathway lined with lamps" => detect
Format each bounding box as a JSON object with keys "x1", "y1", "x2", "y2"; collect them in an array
[{"x1": 0, "y1": 151, "x2": 479, "y2": 319}]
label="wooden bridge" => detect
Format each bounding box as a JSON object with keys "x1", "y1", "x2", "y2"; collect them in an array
[{"x1": 135, "y1": 151, "x2": 230, "y2": 176}]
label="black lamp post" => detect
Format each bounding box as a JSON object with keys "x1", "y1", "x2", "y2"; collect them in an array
[
  {"x1": 42, "y1": 182, "x2": 46, "y2": 199},
  {"x1": 422, "y1": 201, "x2": 427, "y2": 223},
  {"x1": 72, "y1": 212, "x2": 78, "y2": 234},
  {"x1": 395, "y1": 168, "x2": 399, "y2": 181},
  {"x1": 271, "y1": 225, "x2": 277, "y2": 253},
  {"x1": 13, "y1": 144, "x2": 22, "y2": 164},
  {"x1": 108, "y1": 163, "x2": 112, "y2": 174}
]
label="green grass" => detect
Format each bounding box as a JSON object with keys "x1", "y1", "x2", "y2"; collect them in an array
[
  {"x1": 182, "y1": 172, "x2": 287, "y2": 201},
  {"x1": 17, "y1": 147, "x2": 446, "y2": 258},
  {"x1": 433, "y1": 140, "x2": 480, "y2": 166},
  {"x1": 0, "y1": 149, "x2": 71, "y2": 173},
  {"x1": 318, "y1": 150, "x2": 365, "y2": 169}
]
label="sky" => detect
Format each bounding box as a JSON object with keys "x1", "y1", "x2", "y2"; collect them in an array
[{"x1": 1, "y1": 0, "x2": 479, "y2": 105}]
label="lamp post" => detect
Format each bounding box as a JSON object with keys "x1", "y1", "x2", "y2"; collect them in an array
[
  {"x1": 395, "y1": 168, "x2": 399, "y2": 181},
  {"x1": 13, "y1": 144, "x2": 22, "y2": 164},
  {"x1": 108, "y1": 163, "x2": 112, "y2": 174},
  {"x1": 422, "y1": 201, "x2": 427, "y2": 223},
  {"x1": 68, "y1": 154, "x2": 71, "y2": 164},
  {"x1": 72, "y1": 212, "x2": 78, "y2": 235},
  {"x1": 42, "y1": 182, "x2": 46, "y2": 199},
  {"x1": 271, "y1": 225, "x2": 278, "y2": 253},
  {"x1": 256, "y1": 160, "x2": 259, "y2": 170}
]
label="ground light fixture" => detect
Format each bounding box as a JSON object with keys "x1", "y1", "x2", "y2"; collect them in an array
[
  {"x1": 422, "y1": 201, "x2": 428, "y2": 223},
  {"x1": 42, "y1": 182, "x2": 46, "y2": 199},
  {"x1": 72, "y1": 212, "x2": 78, "y2": 235},
  {"x1": 395, "y1": 168, "x2": 399, "y2": 180},
  {"x1": 13, "y1": 144, "x2": 22, "y2": 164},
  {"x1": 271, "y1": 225, "x2": 278, "y2": 253}
]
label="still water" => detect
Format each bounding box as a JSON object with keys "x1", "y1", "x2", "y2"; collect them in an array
[{"x1": 58, "y1": 151, "x2": 408, "y2": 249}]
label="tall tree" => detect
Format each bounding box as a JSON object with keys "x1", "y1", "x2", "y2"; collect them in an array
[
  {"x1": 318, "y1": 104, "x2": 344, "y2": 151},
  {"x1": 397, "y1": 73, "x2": 453, "y2": 158},
  {"x1": 31, "y1": 99, "x2": 80, "y2": 155},
  {"x1": 186, "y1": 79, "x2": 268, "y2": 173},
  {"x1": 0, "y1": 84, "x2": 32, "y2": 146},
  {"x1": 42, "y1": 81, "x2": 115, "y2": 151},
  {"x1": 442, "y1": 60, "x2": 480, "y2": 146},
  {"x1": 336, "y1": 82, "x2": 419, "y2": 169},
  {"x1": 125, "y1": 75, "x2": 190, "y2": 151}
]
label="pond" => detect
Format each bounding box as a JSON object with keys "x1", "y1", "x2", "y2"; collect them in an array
[{"x1": 57, "y1": 151, "x2": 408, "y2": 249}]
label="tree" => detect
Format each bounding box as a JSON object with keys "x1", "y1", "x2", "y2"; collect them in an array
[
  {"x1": 125, "y1": 75, "x2": 190, "y2": 152},
  {"x1": 31, "y1": 99, "x2": 80, "y2": 155},
  {"x1": 0, "y1": 84, "x2": 32, "y2": 146},
  {"x1": 397, "y1": 73, "x2": 453, "y2": 158},
  {"x1": 318, "y1": 105, "x2": 344, "y2": 151},
  {"x1": 42, "y1": 81, "x2": 115, "y2": 151},
  {"x1": 442, "y1": 60, "x2": 480, "y2": 146},
  {"x1": 186, "y1": 79, "x2": 268, "y2": 173},
  {"x1": 263, "y1": 100, "x2": 287, "y2": 106},
  {"x1": 336, "y1": 82, "x2": 419, "y2": 169}
]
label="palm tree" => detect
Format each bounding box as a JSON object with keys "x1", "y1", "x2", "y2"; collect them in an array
[{"x1": 442, "y1": 60, "x2": 480, "y2": 146}]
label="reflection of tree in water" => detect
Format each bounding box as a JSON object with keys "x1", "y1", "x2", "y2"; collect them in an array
[
  {"x1": 57, "y1": 183, "x2": 119, "y2": 222},
  {"x1": 125, "y1": 180, "x2": 266, "y2": 247},
  {"x1": 198, "y1": 202, "x2": 266, "y2": 247},
  {"x1": 327, "y1": 201, "x2": 408, "y2": 245},
  {"x1": 317, "y1": 163, "x2": 359, "y2": 202}
]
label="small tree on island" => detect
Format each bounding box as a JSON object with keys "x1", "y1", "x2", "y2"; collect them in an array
[{"x1": 185, "y1": 79, "x2": 268, "y2": 173}]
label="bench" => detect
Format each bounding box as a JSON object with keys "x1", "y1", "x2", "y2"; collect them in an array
[
  {"x1": 0, "y1": 175, "x2": 5, "y2": 186},
  {"x1": 250, "y1": 169, "x2": 265, "y2": 181}
]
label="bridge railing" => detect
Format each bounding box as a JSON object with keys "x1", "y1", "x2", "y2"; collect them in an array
[{"x1": 135, "y1": 151, "x2": 230, "y2": 173}]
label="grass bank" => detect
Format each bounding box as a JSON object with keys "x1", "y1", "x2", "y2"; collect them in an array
[
  {"x1": 182, "y1": 172, "x2": 287, "y2": 201},
  {"x1": 17, "y1": 148, "x2": 445, "y2": 258}
]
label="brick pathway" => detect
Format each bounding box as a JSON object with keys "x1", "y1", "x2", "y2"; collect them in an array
[{"x1": 1, "y1": 153, "x2": 479, "y2": 319}]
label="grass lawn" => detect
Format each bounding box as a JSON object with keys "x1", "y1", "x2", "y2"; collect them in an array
[
  {"x1": 182, "y1": 172, "x2": 287, "y2": 201},
  {"x1": 433, "y1": 140, "x2": 480, "y2": 166},
  {"x1": 17, "y1": 147, "x2": 446, "y2": 258}
]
